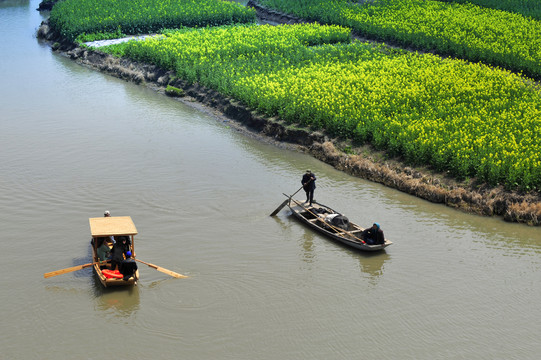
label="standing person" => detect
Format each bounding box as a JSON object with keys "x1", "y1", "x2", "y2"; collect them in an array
[
  {"x1": 301, "y1": 170, "x2": 316, "y2": 206},
  {"x1": 361, "y1": 223, "x2": 385, "y2": 245}
]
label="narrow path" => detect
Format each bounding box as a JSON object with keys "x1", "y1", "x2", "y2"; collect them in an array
[{"x1": 85, "y1": 34, "x2": 162, "y2": 48}]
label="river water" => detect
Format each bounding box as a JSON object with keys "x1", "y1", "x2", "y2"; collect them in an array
[{"x1": 1, "y1": 1, "x2": 540, "y2": 359}]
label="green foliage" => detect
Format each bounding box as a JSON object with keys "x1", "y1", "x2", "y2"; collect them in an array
[
  {"x1": 165, "y1": 85, "x2": 185, "y2": 97},
  {"x1": 260, "y1": 0, "x2": 541, "y2": 79},
  {"x1": 49, "y1": 0, "x2": 256, "y2": 41}
]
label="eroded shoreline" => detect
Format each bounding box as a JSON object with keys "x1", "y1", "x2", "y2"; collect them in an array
[{"x1": 36, "y1": 6, "x2": 541, "y2": 225}]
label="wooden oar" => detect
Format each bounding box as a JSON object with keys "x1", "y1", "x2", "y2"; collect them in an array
[
  {"x1": 135, "y1": 259, "x2": 188, "y2": 279},
  {"x1": 289, "y1": 198, "x2": 368, "y2": 244},
  {"x1": 44, "y1": 260, "x2": 108, "y2": 278},
  {"x1": 270, "y1": 185, "x2": 304, "y2": 216}
]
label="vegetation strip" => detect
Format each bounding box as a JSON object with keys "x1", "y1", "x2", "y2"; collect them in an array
[{"x1": 48, "y1": 0, "x2": 256, "y2": 41}]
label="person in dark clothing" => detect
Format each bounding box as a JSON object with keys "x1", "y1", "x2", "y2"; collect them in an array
[
  {"x1": 117, "y1": 235, "x2": 131, "y2": 247},
  {"x1": 119, "y1": 251, "x2": 138, "y2": 281},
  {"x1": 110, "y1": 236, "x2": 130, "y2": 270},
  {"x1": 301, "y1": 170, "x2": 316, "y2": 206},
  {"x1": 361, "y1": 223, "x2": 385, "y2": 245},
  {"x1": 95, "y1": 236, "x2": 107, "y2": 248},
  {"x1": 97, "y1": 241, "x2": 111, "y2": 262}
]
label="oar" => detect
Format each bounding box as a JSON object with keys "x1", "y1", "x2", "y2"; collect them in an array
[
  {"x1": 44, "y1": 260, "x2": 108, "y2": 278},
  {"x1": 270, "y1": 185, "x2": 304, "y2": 216},
  {"x1": 135, "y1": 259, "x2": 188, "y2": 279}
]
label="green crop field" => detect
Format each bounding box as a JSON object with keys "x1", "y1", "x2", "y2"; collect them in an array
[
  {"x1": 100, "y1": 24, "x2": 541, "y2": 190},
  {"x1": 260, "y1": 0, "x2": 541, "y2": 79}
]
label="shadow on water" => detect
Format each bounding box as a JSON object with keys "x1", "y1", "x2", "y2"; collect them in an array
[
  {"x1": 69, "y1": 255, "x2": 94, "y2": 278},
  {"x1": 63, "y1": 241, "x2": 96, "y2": 279}
]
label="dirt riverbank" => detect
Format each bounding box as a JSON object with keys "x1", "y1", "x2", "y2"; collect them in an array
[{"x1": 36, "y1": 6, "x2": 541, "y2": 225}]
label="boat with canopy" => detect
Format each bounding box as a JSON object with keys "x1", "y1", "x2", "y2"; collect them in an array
[{"x1": 89, "y1": 216, "x2": 139, "y2": 287}]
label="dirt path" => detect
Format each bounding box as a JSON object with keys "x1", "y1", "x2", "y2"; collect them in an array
[{"x1": 84, "y1": 34, "x2": 162, "y2": 48}]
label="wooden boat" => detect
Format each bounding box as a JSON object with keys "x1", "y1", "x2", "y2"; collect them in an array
[
  {"x1": 89, "y1": 216, "x2": 139, "y2": 287},
  {"x1": 285, "y1": 196, "x2": 392, "y2": 252}
]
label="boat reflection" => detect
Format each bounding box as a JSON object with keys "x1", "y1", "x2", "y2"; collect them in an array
[
  {"x1": 299, "y1": 229, "x2": 317, "y2": 263},
  {"x1": 356, "y1": 251, "x2": 390, "y2": 285},
  {"x1": 92, "y1": 277, "x2": 141, "y2": 317},
  {"x1": 286, "y1": 214, "x2": 391, "y2": 283}
]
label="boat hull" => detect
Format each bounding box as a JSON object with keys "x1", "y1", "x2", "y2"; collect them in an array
[
  {"x1": 93, "y1": 263, "x2": 138, "y2": 287},
  {"x1": 287, "y1": 199, "x2": 392, "y2": 252}
]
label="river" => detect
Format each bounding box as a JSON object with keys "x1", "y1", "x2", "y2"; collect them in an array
[{"x1": 1, "y1": 1, "x2": 540, "y2": 359}]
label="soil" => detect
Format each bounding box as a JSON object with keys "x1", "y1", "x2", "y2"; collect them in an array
[
  {"x1": 36, "y1": 0, "x2": 57, "y2": 11},
  {"x1": 35, "y1": 1, "x2": 541, "y2": 226}
]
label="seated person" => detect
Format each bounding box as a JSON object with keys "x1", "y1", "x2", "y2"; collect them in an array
[
  {"x1": 361, "y1": 223, "x2": 385, "y2": 245},
  {"x1": 97, "y1": 241, "x2": 111, "y2": 262},
  {"x1": 119, "y1": 251, "x2": 138, "y2": 281},
  {"x1": 110, "y1": 237, "x2": 130, "y2": 270},
  {"x1": 117, "y1": 235, "x2": 131, "y2": 246}
]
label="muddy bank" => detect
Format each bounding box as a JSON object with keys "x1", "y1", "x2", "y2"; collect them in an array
[
  {"x1": 36, "y1": 18, "x2": 541, "y2": 226},
  {"x1": 36, "y1": 0, "x2": 57, "y2": 11}
]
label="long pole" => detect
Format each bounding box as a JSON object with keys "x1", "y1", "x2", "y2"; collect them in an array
[{"x1": 270, "y1": 185, "x2": 305, "y2": 216}]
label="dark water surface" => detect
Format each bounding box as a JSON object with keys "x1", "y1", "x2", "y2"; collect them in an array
[{"x1": 1, "y1": 1, "x2": 540, "y2": 359}]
